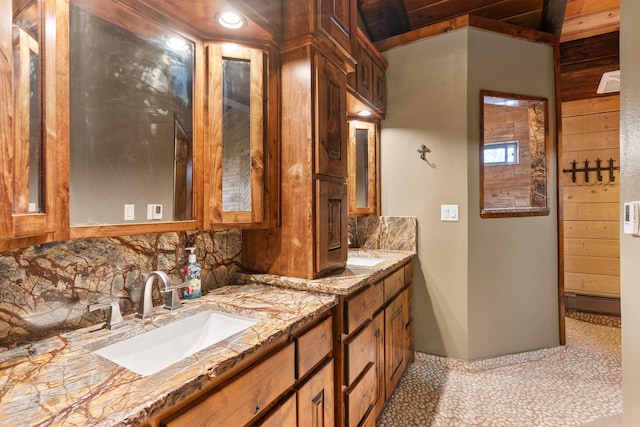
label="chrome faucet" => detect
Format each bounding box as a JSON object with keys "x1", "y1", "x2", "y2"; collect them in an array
[{"x1": 137, "y1": 271, "x2": 191, "y2": 319}]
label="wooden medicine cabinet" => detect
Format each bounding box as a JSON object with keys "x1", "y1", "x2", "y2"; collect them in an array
[
  {"x1": 0, "y1": 0, "x2": 60, "y2": 249},
  {"x1": 348, "y1": 120, "x2": 377, "y2": 216},
  {"x1": 204, "y1": 42, "x2": 268, "y2": 227}
]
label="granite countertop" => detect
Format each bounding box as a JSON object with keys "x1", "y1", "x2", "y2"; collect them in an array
[
  {"x1": 0, "y1": 284, "x2": 337, "y2": 427},
  {"x1": 0, "y1": 249, "x2": 414, "y2": 426},
  {"x1": 237, "y1": 249, "x2": 415, "y2": 296}
]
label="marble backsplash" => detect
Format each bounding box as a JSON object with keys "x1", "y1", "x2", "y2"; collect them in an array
[
  {"x1": 348, "y1": 216, "x2": 417, "y2": 252},
  {"x1": 0, "y1": 230, "x2": 241, "y2": 349}
]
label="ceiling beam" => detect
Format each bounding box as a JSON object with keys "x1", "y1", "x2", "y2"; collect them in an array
[
  {"x1": 541, "y1": 0, "x2": 568, "y2": 36},
  {"x1": 381, "y1": 0, "x2": 411, "y2": 36}
]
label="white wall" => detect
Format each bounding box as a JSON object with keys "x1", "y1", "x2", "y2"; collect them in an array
[
  {"x1": 620, "y1": 0, "x2": 640, "y2": 423},
  {"x1": 382, "y1": 27, "x2": 558, "y2": 360}
]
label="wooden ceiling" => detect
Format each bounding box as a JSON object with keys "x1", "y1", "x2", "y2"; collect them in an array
[{"x1": 358, "y1": 0, "x2": 620, "y2": 101}]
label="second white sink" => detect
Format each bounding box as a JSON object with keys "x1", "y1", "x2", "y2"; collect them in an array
[
  {"x1": 347, "y1": 256, "x2": 383, "y2": 267},
  {"x1": 93, "y1": 310, "x2": 257, "y2": 376}
]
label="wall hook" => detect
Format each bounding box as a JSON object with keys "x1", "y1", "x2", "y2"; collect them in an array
[{"x1": 417, "y1": 144, "x2": 436, "y2": 168}]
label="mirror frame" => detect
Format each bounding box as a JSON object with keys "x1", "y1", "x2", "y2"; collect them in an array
[
  {"x1": 348, "y1": 119, "x2": 377, "y2": 216},
  {"x1": 479, "y1": 90, "x2": 550, "y2": 218},
  {"x1": 205, "y1": 42, "x2": 265, "y2": 226},
  {"x1": 0, "y1": 0, "x2": 59, "y2": 250},
  {"x1": 65, "y1": 0, "x2": 204, "y2": 240}
]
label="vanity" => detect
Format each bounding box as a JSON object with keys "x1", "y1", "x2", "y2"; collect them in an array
[{"x1": 0, "y1": 249, "x2": 413, "y2": 426}]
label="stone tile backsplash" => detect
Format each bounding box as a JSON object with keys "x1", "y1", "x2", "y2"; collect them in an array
[
  {"x1": 0, "y1": 230, "x2": 241, "y2": 349},
  {"x1": 349, "y1": 216, "x2": 417, "y2": 252}
]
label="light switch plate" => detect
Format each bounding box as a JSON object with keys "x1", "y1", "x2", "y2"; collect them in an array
[
  {"x1": 124, "y1": 204, "x2": 135, "y2": 221},
  {"x1": 441, "y1": 204, "x2": 459, "y2": 222}
]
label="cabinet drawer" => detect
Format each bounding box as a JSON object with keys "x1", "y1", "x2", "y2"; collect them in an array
[
  {"x1": 344, "y1": 319, "x2": 376, "y2": 386},
  {"x1": 345, "y1": 281, "x2": 383, "y2": 335},
  {"x1": 297, "y1": 316, "x2": 333, "y2": 379},
  {"x1": 161, "y1": 343, "x2": 295, "y2": 426},
  {"x1": 345, "y1": 363, "x2": 376, "y2": 427},
  {"x1": 404, "y1": 261, "x2": 413, "y2": 285},
  {"x1": 384, "y1": 268, "x2": 404, "y2": 302}
]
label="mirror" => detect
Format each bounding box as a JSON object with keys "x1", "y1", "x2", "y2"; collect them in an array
[
  {"x1": 222, "y1": 58, "x2": 251, "y2": 212},
  {"x1": 480, "y1": 90, "x2": 549, "y2": 218},
  {"x1": 13, "y1": 0, "x2": 44, "y2": 214},
  {"x1": 68, "y1": 4, "x2": 194, "y2": 226},
  {"x1": 348, "y1": 120, "x2": 376, "y2": 215}
]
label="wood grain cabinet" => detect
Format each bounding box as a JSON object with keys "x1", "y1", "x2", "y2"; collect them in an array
[
  {"x1": 347, "y1": 28, "x2": 388, "y2": 117},
  {"x1": 335, "y1": 259, "x2": 414, "y2": 426},
  {"x1": 158, "y1": 314, "x2": 334, "y2": 427},
  {"x1": 243, "y1": 47, "x2": 349, "y2": 279},
  {"x1": 0, "y1": 0, "x2": 61, "y2": 249}
]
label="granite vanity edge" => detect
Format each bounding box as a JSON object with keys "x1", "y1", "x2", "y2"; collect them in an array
[{"x1": 235, "y1": 249, "x2": 416, "y2": 296}]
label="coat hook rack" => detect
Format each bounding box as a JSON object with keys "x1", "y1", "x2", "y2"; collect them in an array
[
  {"x1": 562, "y1": 158, "x2": 620, "y2": 183},
  {"x1": 418, "y1": 144, "x2": 436, "y2": 168}
]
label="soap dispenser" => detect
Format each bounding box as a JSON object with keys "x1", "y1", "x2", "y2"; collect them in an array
[{"x1": 182, "y1": 247, "x2": 202, "y2": 299}]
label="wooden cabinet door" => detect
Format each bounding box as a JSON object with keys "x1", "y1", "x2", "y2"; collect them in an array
[
  {"x1": 206, "y1": 42, "x2": 266, "y2": 226},
  {"x1": 404, "y1": 284, "x2": 415, "y2": 367},
  {"x1": 257, "y1": 393, "x2": 297, "y2": 427},
  {"x1": 318, "y1": 0, "x2": 354, "y2": 55},
  {"x1": 384, "y1": 293, "x2": 405, "y2": 400},
  {"x1": 315, "y1": 179, "x2": 347, "y2": 275},
  {"x1": 356, "y1": 49, "x2": 373, "y2": 102},
  {"x1": 297, "y1": 359, "x2": 335, "y2": 427},
  {"x1": 372, "y1": 312, "x2": 385, "y2": 419},
  {"x1": 315, "y1": 53, "x2": 347, "y2": 178},
  {"x1": 373, "y1": 63, "x2": 386, "y2": 113},
  {"x1": 348, "y1": 120, "x2": 377, "y2": 216},
  {"x1": 0, "y1": 0, "x2": 14, "y2": 240}
]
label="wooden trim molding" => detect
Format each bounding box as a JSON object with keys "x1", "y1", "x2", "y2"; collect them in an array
[{"x1": 375, "y1": 14, "x2": 559, "y2": 52}]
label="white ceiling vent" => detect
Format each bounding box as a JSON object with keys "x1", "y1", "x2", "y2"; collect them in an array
[{"x1": 597, "y1": 70, "x2": 620, "y2": 94}]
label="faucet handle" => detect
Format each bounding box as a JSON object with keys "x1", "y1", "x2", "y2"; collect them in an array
[
  {"x1": 88, "y1": 300, "x2": 126, "y2": 330},
  {"x1": 162, "y1": 281, "x2": 191, "y2": 311}
]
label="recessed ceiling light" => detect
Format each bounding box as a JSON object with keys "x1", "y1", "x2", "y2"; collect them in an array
[
  {"x1": 357, "y1": 110, "x2": 372, "y2": 117},
  {"x1": 217, "y1": 11, "x2": 245, "y2": 30}
]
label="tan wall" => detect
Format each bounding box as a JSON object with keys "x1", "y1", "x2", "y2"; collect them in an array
[
  {"x1": 381, "y1": 27, "x2": 558, "y2": 360},
  {"x1": 466, "y1": 28, "x2": 558, "y2": 360},
  {"x1": 562, "y1": 95, "x2": 620, "y2": 298},
  {"x1": 381, "y1": 29, "x2": 470, "y2": 359},
  {"x1": 620, "y1": 0, "x2": 640, "y2": 423}
]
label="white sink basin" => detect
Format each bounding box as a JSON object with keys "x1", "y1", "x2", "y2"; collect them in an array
[
  {"x1": 93, "y1": 310, "x2": 257, "y2": 376},
  {"x1": 347, "y1": 256, "x2": 383, "y2": 267}
]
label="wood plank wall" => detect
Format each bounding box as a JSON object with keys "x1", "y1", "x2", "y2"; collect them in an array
[{"x1": 561, "y1": 95, "x2": 620, "y2": 298}]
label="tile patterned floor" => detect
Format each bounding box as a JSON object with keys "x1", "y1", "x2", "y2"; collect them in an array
[{"x1": 378, "y1": 317, "x2": 622, "y2": 426}]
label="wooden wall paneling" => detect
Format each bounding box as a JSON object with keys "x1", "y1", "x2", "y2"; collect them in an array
[
  {"x1": 559, "y1": 31, "x2": 619, "y2": 102},
  {"x1": 561, "y1": 1, "x2": 620, "y2": 43},
  {"x1": 561, "y1": 95, "x2": 620, "y2": 298}
]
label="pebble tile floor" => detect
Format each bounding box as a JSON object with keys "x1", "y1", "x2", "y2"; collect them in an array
[{"x1": 378, "y1": 317, "x2": 622, "y2": 426}]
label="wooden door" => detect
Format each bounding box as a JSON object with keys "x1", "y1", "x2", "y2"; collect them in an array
[
  {"x1": 315, "y1": 179, "x2": 347, "y2": 275},
  {"x1": 318, "y1": 0, "x2": 354, "y2": 55},
  {"x1": 384, "y1": 293, "x2": 405, "y2": 400}
]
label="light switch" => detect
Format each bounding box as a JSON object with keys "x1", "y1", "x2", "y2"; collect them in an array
[
  {"x1": 147, "y1": 204, "x2": 163, "y2": 220},
  {"x1": 124, "y1": 204, "x2": 135, "y2": 221},
  {"x1": 441, "y1": 205, "x2": 459, "y2": 222}
]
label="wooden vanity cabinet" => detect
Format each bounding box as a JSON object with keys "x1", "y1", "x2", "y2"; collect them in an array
[
  {"x1": 157, "y1": 314, "x2": 333, "y2": 427},
  {"x1": 336, "y1": 259, "x2": 414, "y2": 426}
]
